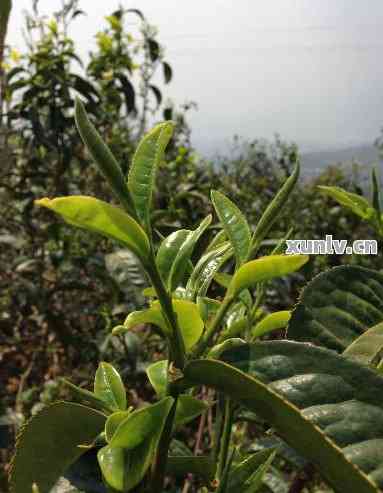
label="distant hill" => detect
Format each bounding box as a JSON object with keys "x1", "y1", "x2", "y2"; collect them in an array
[{"x1": 301, "y1": 144, "x2": 382, "y2": 177}]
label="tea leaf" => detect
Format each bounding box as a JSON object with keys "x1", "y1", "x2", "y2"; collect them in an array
[
  {"x1": 252, "y1": 311, "x2": 291, "y2": 340},
  {"x1": 128, "y1": 121, "x2": 174, "y2": 231},
  {"x1": 211, "y1": 190, "x2": 251, "y2": 266},
  {"x1": 252, "y1": 161, "x2": 300, "y2": 254},
  {"x1": 94, "y1": 362, "x2": 127, "y2": 411},
  {"x1": 110, "y1": 397, "x2": 173, "y2": 449},
  {"x1": 117, "y1": 299, "x2": 204, "y2": 350},
  {"x1": 75, "y1": 98, "x2": 135, "y2": 215},
  {"x1": 343, "y1": 322, "x2": 383, "y2": 367},
  {"x1": 105, "y1": 410, "x2": 132, "y2": 442},
  {"x1": 35, "y1": 196, "x2": 150, "y2": 262},
  {"x1": 156, "y1": 229, "x2": 191, "y2": 285},
  {"x1": 97, "y1": 445, "x2": 126, "y2": 491},
  {"x1": 227, "y1": 448, "x2": 277, "y2": 491},
  {"x1": 9, "y1": 402, "x2": 105, "y2": 493},
  {"x1": 175, "y1": 395, "x2": 209, "y2": 426},
  {"x1": 318, "y1": 185, "x2": 375, "y2": 220},
  {"x1": 166, "y1": 456, "x2": 215, "y2": 482},
  {"x1": 184, "y1": 341, "x2": 383, "y2": 493},
  {"x1": 229, "y1": 254, "x2": 309, "y2": 297},
  {"x1": 147, "y1": 359, "x2": 168, "y2": 397}
]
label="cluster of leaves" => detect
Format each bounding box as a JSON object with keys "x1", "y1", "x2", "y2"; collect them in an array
[{"x1": 9, "y1": 100, "x2": 383, "y2": 493}]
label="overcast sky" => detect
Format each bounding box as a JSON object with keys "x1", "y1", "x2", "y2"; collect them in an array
[{"x1": 7, "y1": 1, "x2": 383, "y2": 154}]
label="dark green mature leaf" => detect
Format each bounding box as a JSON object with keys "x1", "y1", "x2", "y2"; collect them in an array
[
  {"x1": 252, "y1": 161, "x2": 300, "y2": 255},
  {"x1": 288, "y1": 265, "x2": 383, "y2": 352},
  {"x1": 10, "y1": 402, "x2": 105, "y2": 493},
  {"x1": 74, "y1": 98, "x2": 134, "y2": 215},
  {"x1": 128, "y1": 121, "x2": 174, "y2": 231},
  {"x1": 184, "y1": 341, "x2": 383, "y2": 493},
  {"x1": 343, "y1": 322, "x2": 383, "y2": 366},
  {"x1": 35, "y1": 196, "x2": 150, "y2": 263},
  {"x1": 228, "y1": 254, "x2": 309, "y2": 297},
  {"x1": 175, "y1": 395, "x2": 209, "y2": 426},
  {"x1": 166, "y1": 456, "x2": 215, "y2": 482},
  {"x1": 211, "y1": 190, "x2": 251, "y2": 266},
  {"x1": 94, "y1": 362, "x2": 127, "y2": 411}
]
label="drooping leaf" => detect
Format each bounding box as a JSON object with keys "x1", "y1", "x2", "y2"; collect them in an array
[
  {"x1": 318, "y1": 185, "x2": 375, "y2": 220},
  {"x1": 110, "y1": 397, "x2": 174, "y2": 449},
  {"x1": 128, "y1": 121, "x2": 174, "y2": 231},
  {"x1": 288, "y1": 265, "x2": 383, "y2": 352},
  {"x1": 166, "y1": 455, "x2": 215, "y2": 482},
  {"x1": 343, "y1": 322, "x2": 383, "y2": 367},
  {"x1": 175, "y1": 395, "x2": 209, "y2": 426},
  {"x1": 228, "y1": 254, "x2": 309, "y2": 297},
  {"x1": 211, "y1": 190, "x2": 251, "y2": 266},
  {"x1": 9, "y1": 402, "x2": 105, "y2": 493},
  {"x1": 184, "y1": 341, "x2": 383, "y2": 493},
  {"x1": 146, "y1": 359, "x2": 168, "y2": 397},
  {"x1": 35, "y1": 196, "x2": 150, "y2": 262},
  {"x1": 149, "y1": 84, "x2": 162, "y2": 108},
  {"x1": 156, "y1": 229, "x2": 191, "y2": 285},
  {"x1": 94, "y1": 362, "x2": 126, "y2": 411},
  {"x1": 74, "y1": 98, "x2": 134, "y2": 215},
  {"x1": 252, "y1": 311, "x2": 291, "y2": 340},
  {"x1": 252, "y1": 161, "x2": 300, "y2": 255},
  {"x1": 115, "y1": 299, "x2": 204, "y2": 350},
  {"x1": 162, "y1": 61, "x2": 173, "y2": 83}
]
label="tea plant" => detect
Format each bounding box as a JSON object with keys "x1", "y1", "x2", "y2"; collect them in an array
[{"x1": 9, "y1": 100, "x2": 383, "y2": 493}]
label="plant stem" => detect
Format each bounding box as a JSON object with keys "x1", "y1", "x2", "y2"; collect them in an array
[
  {"x1": 146, "y1": 253, "x2": 186, "y2": 369},
  {"x1": 191, "y1": 293, "x2": 233, "y2": 358},
  {"x1": 216, "y1": 398, "x2": 234, "y2": 481},
  {"x1": 150, "y1": 396, "x2": 178, "y2": 490}
]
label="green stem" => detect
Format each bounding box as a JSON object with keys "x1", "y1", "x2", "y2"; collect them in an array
[
  {"x1": 150, "y1": 396, "x2": 178, "y2": 491},
  {"x1": 145, "y1": 253, "x2": 186, "y2": 370},
  {"x1": 217, "y1": 398, "x2": 234, "y2": 480},
  {"x1": 191, "y1": 293, "x2": 234, "y2": 358}
]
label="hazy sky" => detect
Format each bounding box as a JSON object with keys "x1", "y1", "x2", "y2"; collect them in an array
[{"x1": 7, "y1": 1, "x2": 383, "y2": 154}]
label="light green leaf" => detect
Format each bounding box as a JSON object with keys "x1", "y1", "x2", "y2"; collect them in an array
[
  {"x1": 184, "y1": 341, "x2": 383, "y2": 493},
  {"x1": 35, "y1": 196, "x2": 150, "y2": 262},
  {"x1": 252, "y1": 161, "x2": 299, "y2": 255},
  {"x1": 343, "y1": 322, "x2": 383, "y2": 367},
  {"x1": 211, "y1": 190, "x2": 251, "y2": 266},
  {"x1": 214, "y1": 272, "x2": 232, "y2": 288},
  {"x1": 61, "y1": 378, "x2": 113, "y2": 413},
  {"x1": 94, "y1": 362, "x2": 127, "y2": 411},
  {"x1": 117, "y1": 299, "x2": 204, "y2": 350},
  {"x1": 252, "y1": 311, "x2": 291, "y2": 340},
  {"x1": 318, "y1": 185, "x2": 375, "y2": 220},
  {"x1": 175, "y1": 395, "x2": 209, "y2": 426},
  {"x1": 156, "y1": 229, "x2": 191, "y2": 285},
  {"x1": 168, "y1": 215, "x2": 212, "y2": 291},
  {"x1": 97, "y1": 445, "x2": 126, "y2": 492},
  {"x1": 74, "y1": 98, "x2": 135, "y2": 215},
  {"x1": 110, "y1": 397, "x2": 173, "y2": 449},
  {"x1": 128, "y1": 121, "x2": 174, "y2": 231},
  {"x1": 105, "y1": 410, "x2": 132, "y2": 443},
  {"x1": 9, "y1": 402, "x2": 105, "y2": 493},
  {"x1": 197, "y1": 296, "x2": 221, "y2": 322},
  {"x1": 288, "y1": 265, "x2": 383, "y2": 352},
  {"x1": 229, "y1": 254, "x2": 309, "y2": 297},
  {"x1": 146, "y1": 360, "x2": 168, "y2": 397}
]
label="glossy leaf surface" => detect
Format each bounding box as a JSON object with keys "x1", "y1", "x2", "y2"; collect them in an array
[
  {"x1": 229, "y1": 254, "x2": 309, "y2": 296},
  {"x1": 288, "y1": 265, "x2": 383, "y2": 351},
  {"x1": 105, "y1": 410, "x2": 132, "y2": 443},
  {"x1": 119, "y1": 299, "x2": 204, "y2": 350},
  {"x1": 110, "y1": 397, "x2": 174, "y2": 449},
  {"x1": 128, "y1": 121, "x2": 174, "y2": 230},
  {"x1": 94, "y1": 362, "x2": 126, "y2": 411},
  {"x1": 252, "y1": 311, "x2": 291, "y2": 339},
  {"x1": 147, "y1": 359, "x2": 168, "y2": 397},
  {"x1": 156, "y1": 229, "x2": 190, "y2": 285},
  {"x1": 35, "y1": 196, "x2": 150, "y2": 262},
  {"x1": 211, "y1": 190, "x2": 251, "y2": 266},
  {"x1": 97, "y1": 445, "x2": 125, "y2": 492},
  {"x1": 318, "y1": 185, "x2": 375, "y2": 220},
  {"x1": 10, "y1": 402, "x2": 105, "y2": 493},
  {"x1": 184, "y1": 341, "x2": 383, "y2": 493},
  {"x1": 343, "y1": 322, "x2": 383, "y2": 366}
]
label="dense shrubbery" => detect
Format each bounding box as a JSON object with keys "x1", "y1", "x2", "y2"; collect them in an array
[{"x1": 1, "y1": 2, "x2": 382, "y2": 492}]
